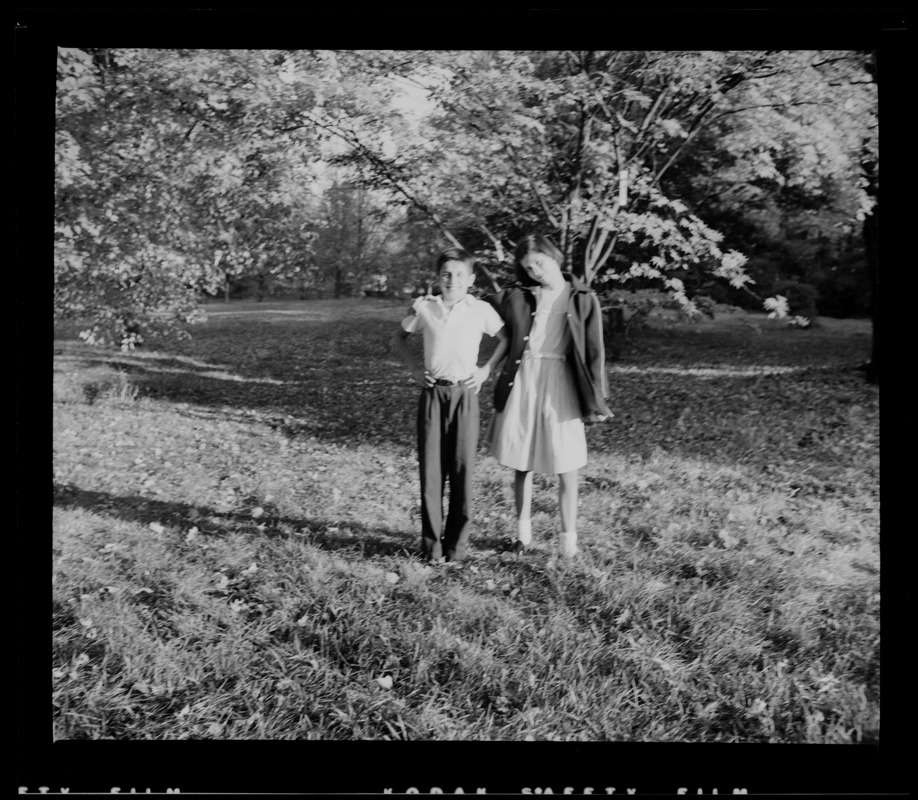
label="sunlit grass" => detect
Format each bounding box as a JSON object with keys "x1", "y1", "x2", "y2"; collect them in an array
[{"x1": 53, "y1": 300, "x2": 879, "y2": 741}]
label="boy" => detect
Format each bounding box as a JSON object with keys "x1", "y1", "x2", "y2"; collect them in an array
[{"x1": 394, "y1": 248, "x2": 508, "y2": 563}]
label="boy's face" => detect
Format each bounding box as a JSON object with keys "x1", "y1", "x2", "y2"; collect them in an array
[{"x1": 438, "y1": 259, "x2": 474, "y2": 302}]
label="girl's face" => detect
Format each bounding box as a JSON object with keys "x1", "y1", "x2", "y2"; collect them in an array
[{"x1": 520, "y1": 251, "x2": 562, "y2": 286}]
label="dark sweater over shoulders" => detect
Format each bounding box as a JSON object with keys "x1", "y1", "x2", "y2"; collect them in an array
[{"x1": 485, "y1": 275, "x2": 612, "y2": 419}]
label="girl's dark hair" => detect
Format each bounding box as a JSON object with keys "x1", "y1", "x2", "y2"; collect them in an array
[
  {"x1": 513, "y1": 234, "x2": 564, "y2": 286},
  {"x1": 435, "y1": 247, "x2": 475, "y2": 273}
]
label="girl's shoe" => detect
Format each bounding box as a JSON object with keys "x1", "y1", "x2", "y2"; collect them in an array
[
  {"x1": 517, "y1": 518, "x2": 532, "y2": 546},
  {"x1": 559, "y1": 531, "x2": 579, "y2": 558}
]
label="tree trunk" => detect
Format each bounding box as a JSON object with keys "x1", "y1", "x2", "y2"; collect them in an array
[
  {"x1": 861, "y1": 131, "x2": 879, "y2": 385},
  {"x1": 863, "y1": 198, "x2": 878, "y2": 385},
  {"x1": 861, "y1": 52, "x2": 879, "y2": 386}
]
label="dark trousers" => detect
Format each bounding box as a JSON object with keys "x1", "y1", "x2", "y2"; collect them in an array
[{"x1": 417, "y1": 384, "x2": 479, "y2": 561}]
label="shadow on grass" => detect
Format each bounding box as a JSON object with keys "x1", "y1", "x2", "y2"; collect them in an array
[
  {"x1": 53, "y1": 482, "x2": 420, "y2": 560},
  {"x1": 54, "y1": 308, "x2": 878, "y2": 469},
  {"x1": 54, "y1": 318, "x2": 424, "y2": 450}
]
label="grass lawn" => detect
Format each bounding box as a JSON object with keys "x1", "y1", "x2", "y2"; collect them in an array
[{"x1": 51, "y1": 298, "x2": 879, "y2": 747}]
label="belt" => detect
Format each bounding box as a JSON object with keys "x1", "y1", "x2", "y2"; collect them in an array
[
  {"x1": 522, "y1": 352, "x2": 566, "y2": 362},
  {"x1": 432, "y1": 376, "x2": 470, "y2": 386}
]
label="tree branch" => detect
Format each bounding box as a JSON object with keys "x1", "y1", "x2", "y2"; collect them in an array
[
  {"x1": 297, "y1": 110, "x2": 467, "y2": 252},
  {"x1": 477, "y1": 222, "x2": 510, "y2": 265},
  {"x1": 638, "y1": 82, "x2": 672, "y2": 134},
  {"x1": 443, "y1": 74, "x2": 561, "y2": 229},
  {"x1": 591, "y1": 230, "x2": 620, "y2": 282}
]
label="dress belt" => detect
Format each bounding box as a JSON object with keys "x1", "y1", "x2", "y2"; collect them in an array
[{"x1": 522, "y1": 352, "x2": 566, "y2": 362}]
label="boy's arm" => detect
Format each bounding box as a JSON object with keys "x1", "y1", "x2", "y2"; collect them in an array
[
  {"x1": 393, "y1": 328, "x2": 434, "y2": 387},
  {"x1": 463, "y1": 327, "x2": 508, "y2": 395}
]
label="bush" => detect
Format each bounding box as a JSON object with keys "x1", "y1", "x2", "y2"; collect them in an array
[{"x1": 773, "y1": 281, "x2": 820, "y2": 320}]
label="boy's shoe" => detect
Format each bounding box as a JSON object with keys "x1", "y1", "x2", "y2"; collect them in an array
[{"x1": 500, "y1": 537, "x2": 528, "y2": 555}]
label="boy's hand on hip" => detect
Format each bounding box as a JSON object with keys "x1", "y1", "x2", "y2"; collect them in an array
[
  {"x1": 414, "y1": 368, "x2": 435, "y2": 388},
  {"x1": 464, "y1": 365, "x2": 490, "y2": 395}
]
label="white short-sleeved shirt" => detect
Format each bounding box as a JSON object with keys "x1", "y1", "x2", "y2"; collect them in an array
[{"x1": 401, "y1": 294, "x2": 504, "y2": 381}]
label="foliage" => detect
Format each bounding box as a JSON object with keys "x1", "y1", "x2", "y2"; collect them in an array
[
  {"x1": 55, "y1": 48, "x2": 877, "y2": 347},
  {"x1": 773, "y1": 280, "x2": 820, "y2": 320},
  {"x1": 298, "y1": 50, "x2": 875, "y2": 317},
  {"x1": 309, "y1": 180, "x2": 405, "y2": 298},
  {"x1": 53, "y1": 300, "x2": 878, "y2": 744},
  {"x1": 54, "y1": 48, "x2": 323, "y2": 346},
  {"x1": 665, "y1": 51, "x2": 876, "y2": 318}
]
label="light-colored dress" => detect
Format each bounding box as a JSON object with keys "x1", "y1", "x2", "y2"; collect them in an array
[{"x1": 490, "y1": 284, "x2": 588, "y2": 474}]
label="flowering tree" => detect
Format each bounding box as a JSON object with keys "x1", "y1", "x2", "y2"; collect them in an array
[{"x1": 283, "y1": 49, "x2": 875, "y2": 320}]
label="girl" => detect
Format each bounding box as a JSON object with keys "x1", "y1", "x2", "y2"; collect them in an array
[{"x1": 488, "y1": 234, "x2": 612, "y2": 557}]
